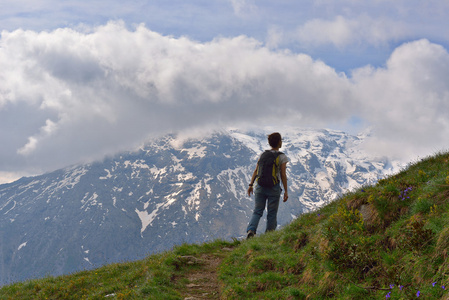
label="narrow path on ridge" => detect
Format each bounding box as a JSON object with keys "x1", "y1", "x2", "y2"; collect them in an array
[{"x1": 178, "y1": 247, "x2": 234, "y2": 300}]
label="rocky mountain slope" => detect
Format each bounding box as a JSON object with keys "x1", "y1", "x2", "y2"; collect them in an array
[{"x1": 0, "y1": 128, "x2": 398, "y2": 285}]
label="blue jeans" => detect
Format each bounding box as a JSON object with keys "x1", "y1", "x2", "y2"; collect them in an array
[{"x1": 247, "y1": 184, "x2": 281, "y2": 234}]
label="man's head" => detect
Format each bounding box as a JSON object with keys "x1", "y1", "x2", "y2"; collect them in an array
[{"x1": 268, "y1": 132, "x2": 282, "y2": 148}]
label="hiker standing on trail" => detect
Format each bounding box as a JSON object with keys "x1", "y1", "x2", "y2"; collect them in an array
[{"x1": 246, "y1": 132, "x2": 289, "y2": 239}]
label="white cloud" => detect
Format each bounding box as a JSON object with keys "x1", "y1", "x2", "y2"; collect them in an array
[
  {"x1": 295, "y1": 15, "x2": 407, "y2": 49},
  {"x1": 0, "y1": 172, "x2": 23, "y2": 185},
  {"x1": 352, "y1": 39, "x2": 449, "y2": 160},
  {"x1": 17, "y1": 119, "x2": 57, "y2": 156},
  {"x1": 229, "y1": 0, "x2": 257, "y2": 17},
  {"x1": 0, "y1": 22, "x2": 448, "y2": 180},
  {"x1": 0, "y1": 22, "x2": 352, "y2": 175},
  {"x1": 17, "y1": 137, "x2": 38, "y2": 156}
]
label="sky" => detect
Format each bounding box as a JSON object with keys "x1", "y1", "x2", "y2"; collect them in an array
[{"x1": 1, "y1": 0, "x2": 449, "y2": 183}]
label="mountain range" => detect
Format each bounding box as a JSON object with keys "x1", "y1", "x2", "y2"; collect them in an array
[{"x1": 0, "y1": 128, "x2": 399, "y2": 285}]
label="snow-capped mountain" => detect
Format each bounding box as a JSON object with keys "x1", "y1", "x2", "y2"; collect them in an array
[{"x1": 0, "y1": 128, "x2": 398, "y2": 285}]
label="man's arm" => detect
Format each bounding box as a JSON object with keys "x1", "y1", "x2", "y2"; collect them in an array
[
  {"x1": 247, "y1": 164, "x2": 258, "y2": 196},
  {"x1": 280, "y1": 162, "x2": 288, "y2": 202}
]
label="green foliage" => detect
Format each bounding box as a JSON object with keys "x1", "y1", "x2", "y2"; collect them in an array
[
  {"x1": 324, "y1": 202, "x2": 364, "y2": 241},
  {"x1": 412, "y1": 196, "x2": 433, "y2": 214},
  {"x1": 398, "y1": 215, "x2": 435, "y2": 253}
]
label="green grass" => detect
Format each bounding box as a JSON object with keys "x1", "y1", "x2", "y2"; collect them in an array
[
  {"x1": 220, "y1": 151, "x2": 449, "y2": 299},
  {"x1": 0, "y1": 239, "x2": 239, "y2": 299},
  {"x1": 2, "y1": 151, "x2": 449, "y2": 299}
]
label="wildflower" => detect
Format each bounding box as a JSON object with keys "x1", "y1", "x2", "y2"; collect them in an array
[
  {"x1": 390, "y1": 284, "x2": 394, "y2": 289},
  {"x1": 442, "y1": 285, "x2": 446, "y2": 290},
  {"x1": 433, "y1": 282, "x2": 437, "y2": 287},
  {"x1": 399, "y1": 285, "x2": 403, "y2": 291},
  {"x1": 417, "y1": 290, "x2": 420, "y2": 297},
  {"x1": 400, "y1": 187, "x2": 413, "y2": 201},
  {"x1": 386, "y1": 291, "x2": 391, "y2": 299}
]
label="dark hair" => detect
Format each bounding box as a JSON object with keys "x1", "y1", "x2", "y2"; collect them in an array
[{"x1": 268, "y1": 132, "x2": 282, "y2": 148}]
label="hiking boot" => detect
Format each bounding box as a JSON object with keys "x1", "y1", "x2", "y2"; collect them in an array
[{"x1": 246, "y1": 230, "x2": 255, "y2": 239}]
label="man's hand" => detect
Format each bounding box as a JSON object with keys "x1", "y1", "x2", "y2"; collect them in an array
[
  {"x1": 283, "y1": 192, "x2": 288, "y2": 202},
  {"x1": 247, "y1": 186, "x2": 254, "y2": 197}
]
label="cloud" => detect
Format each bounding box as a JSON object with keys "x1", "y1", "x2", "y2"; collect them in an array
[
  {"x1": 0, "y1": 22, "x2": 352, "y2": 175},
  {"x1": 294, "y1": 15, "x2": 407, "y2": 49},
  {"x1": 17, "y1": 119, "x2": 57, "y2": 155},
  {"x1": 0, "y1": 171, "x2": 24, "y2": 185},
  {"x1": 352, "y1": 39, "x2": 449, "y2": 160},
  {"x1": 264, "y1": 2, "x2": 449, "y2": 56},
  {"x1": 229, "y1": 0, "x2": 257, "y2": 17},
  {"x1": 0, "y1": 22, "x2": 448, "y2": 180}
]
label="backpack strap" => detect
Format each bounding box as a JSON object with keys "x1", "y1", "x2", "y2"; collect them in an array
[{"x1": 256, "y1": 151, "x2": 284, "y2": 187}]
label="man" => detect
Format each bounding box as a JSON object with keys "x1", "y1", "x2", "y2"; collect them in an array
[{"x1": 246, "y1": 132, "x2": 289, "y2": 239}]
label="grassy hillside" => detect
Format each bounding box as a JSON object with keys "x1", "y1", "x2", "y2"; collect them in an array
[{"x1": 2, "y1": 151, "x2": 449, "y2": 299}]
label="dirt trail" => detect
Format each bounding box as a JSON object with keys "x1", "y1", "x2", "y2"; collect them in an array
[{"x1": 179, "y1": 248, "x2": 233, "y2": 300}]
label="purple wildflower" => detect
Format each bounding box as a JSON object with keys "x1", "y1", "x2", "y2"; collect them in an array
[
  {"x1": 386, "y1": 291, "x2": 391, "y2": 299},
  {"x1": 390, "y1": 284, "x2": 394, "y2": 289},
  {"x1": 417, "y1": 290, "x2": 420, "y2": 297},
  {"x1": 433, "y1": 282, "x2": 437, "y2": 287},
  {"x1": 400, "y1": 187, "x2": 413, "y2": 201},
  {"x1": 443, "y1": 285, "x2": 446, "y2": 290},
  {"x1": 399, "y1": 285, "x2": 403, "y2": 291}
]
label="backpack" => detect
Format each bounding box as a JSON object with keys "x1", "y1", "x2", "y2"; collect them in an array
[{"x1": 257, "y1": 150, "x2": 283, "y2": 188}]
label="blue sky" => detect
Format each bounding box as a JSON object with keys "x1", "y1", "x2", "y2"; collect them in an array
[
  {"x1": 2, "y1": 1, "x2": 448, "y2": 71},
  {"x1": 1, "y1": 0, "x2": 449, "y2": 182}
]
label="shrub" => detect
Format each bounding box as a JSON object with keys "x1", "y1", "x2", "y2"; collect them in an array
[{"x1": 398, "y1": 215, "x2": 434, "y2": 253}]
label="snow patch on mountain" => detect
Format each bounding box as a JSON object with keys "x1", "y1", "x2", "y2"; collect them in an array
[
  {"x1": 18, "y1": 242, "x2": 27, "y2": 251},
  {"x1": 135, "y1": 206, "x2": 159, "y2": 235},
  {"x1": 99, "y1": 169, "x2": 113, "y2": 180},
  {"x1": 217, "y1": 167, "x2": 250, "y2": 200},
  {"x1": 182, "y1": 146, "x2": 207, "y2": 159},
  {"x1": 229, "y1": 131, "x2": 264, "y2": 156}
]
